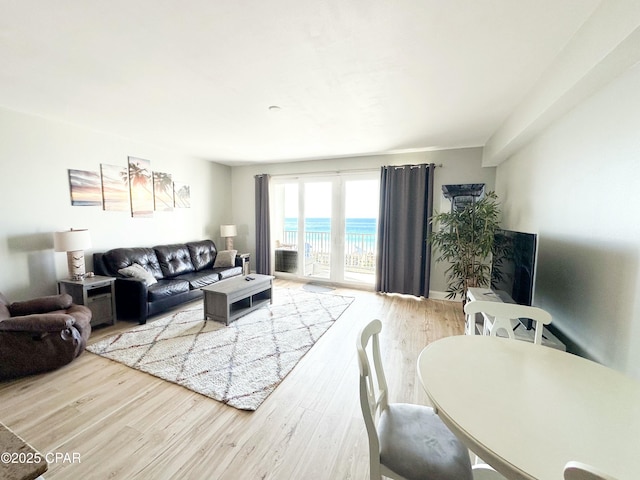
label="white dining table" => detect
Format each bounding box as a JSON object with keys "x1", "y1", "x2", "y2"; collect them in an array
[{"x1": 417, "y1": 335, "x2": 640, "y2": 480}]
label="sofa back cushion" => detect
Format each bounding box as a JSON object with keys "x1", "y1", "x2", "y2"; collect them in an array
[
  {"x1": 186, "y1": 240, "x2": 217, "y2": 271},
  {"x1": 104, "y1": 248, "x2": 164, "y2": 279},
  {"x1": 154, "y1": 244, "x2": 195, "y2": 278}
]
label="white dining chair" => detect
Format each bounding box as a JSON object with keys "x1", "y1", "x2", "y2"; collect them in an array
[
  {"x1": 357, "y1": 319, "x2": 505, "y2": 480},
  {"x1": 463, "y1": 300, "x2": 552, "y2": 345},
  {"x1": 564, "y1": 461, "x2": 618, "y2": 480}
]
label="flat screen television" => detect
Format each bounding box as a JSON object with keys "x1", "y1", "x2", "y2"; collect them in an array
[{"x1": 490, "y1": 229, "x2": 537, "y2": 310}]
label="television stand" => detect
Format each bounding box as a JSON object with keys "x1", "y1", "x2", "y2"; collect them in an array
[{"x1": 466, "y1": 287, "x2": 566, "y2": 351}]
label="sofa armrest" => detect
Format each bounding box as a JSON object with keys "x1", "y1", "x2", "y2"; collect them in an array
[
  {"x1": 66, "y1": 304, "x2": 92, "y2": 326},
  {"x1": 93, "y1": 252, "x2": 112, "y2": 276},
  {"x1": 8, "y1": 294, "x2": 73, "y2": 316},
  {"x1": 113, "y1": 277, "x2": 148, "y2": 321},
  {"x1": 0, "y1": 313, "x2": 75, "y2": 332}
]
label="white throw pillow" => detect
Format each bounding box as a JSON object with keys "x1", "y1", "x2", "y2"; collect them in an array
[
  {"x1": 118, "y1": 263, "x2": 158, "y2": 286},
  {"x1": 213, "y1": 250, "x2": 237, "y2": 268}
]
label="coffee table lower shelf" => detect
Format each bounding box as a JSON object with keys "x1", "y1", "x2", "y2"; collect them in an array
[{"x1": 202, "y1": 275, "x2": 274, "y2": 326}]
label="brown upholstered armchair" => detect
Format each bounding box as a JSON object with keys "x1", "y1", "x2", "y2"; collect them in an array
[{"x1": 0, "y1": 292, "x2": 92, "y2": 380}]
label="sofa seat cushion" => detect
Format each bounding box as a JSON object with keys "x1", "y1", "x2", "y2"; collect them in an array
[
  {"x1": 154, "y1": 244, "x2": 195, "y2": 278},
  {"x1": 147, "y1": 279, "x2": 190, "y2": 302},
  {"x1": 186, "y1": 240, "x2": 217, "y2": 271},
  {"x1": 175, "y1": 271, "x2": 220, "y2": 289},
  {"x1": 105, "y1": 248, "x2": 164, "y2": 279},
  {"x1": 215, "y1": 266, "x2": 243, "y2": 280}
]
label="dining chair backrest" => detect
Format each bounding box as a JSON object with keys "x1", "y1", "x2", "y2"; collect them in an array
[
  {"x1": 564, "y1": 461, "x2": 618, "y2": 480},
  {"x1": 356, "y1": 319, "x2": 388, "y2": 475},
  {"x1": 464, "y1": 300, "x2": 552, "y2": 345}
]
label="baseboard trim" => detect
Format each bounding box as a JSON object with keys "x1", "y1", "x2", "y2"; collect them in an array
[{"x1": 428, "y1": 290, "x2": 461, "y2": 302}]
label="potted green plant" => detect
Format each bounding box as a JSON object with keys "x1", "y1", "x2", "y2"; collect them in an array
[{"x1": 429, "y1": 191, "x2": 502, "y2": 303}]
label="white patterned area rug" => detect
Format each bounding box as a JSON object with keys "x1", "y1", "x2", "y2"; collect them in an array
[{"x1": 87, "y1": 288, "x2": 353, "y2": 411}]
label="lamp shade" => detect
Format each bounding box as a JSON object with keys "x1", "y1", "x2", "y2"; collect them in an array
[
  {"x1": 54, "y1": 229, "x2": 91, "y2": 252},
  {"x1": 220, "y1": 225, "x2": 237, "y2": 238}
]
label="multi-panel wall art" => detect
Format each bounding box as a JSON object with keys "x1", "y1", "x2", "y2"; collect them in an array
[{"x1": 66, "y1": 156, "x2": 190, "y2": 217}]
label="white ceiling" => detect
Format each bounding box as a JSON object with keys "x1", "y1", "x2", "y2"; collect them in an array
[{"x1": 0, "y1": 0, "x2": 601, "y2": 166}]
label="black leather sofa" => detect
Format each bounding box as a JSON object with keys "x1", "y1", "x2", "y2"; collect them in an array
[{"x1": 93, "y1": 240, "x2": 242, "y2": 324}]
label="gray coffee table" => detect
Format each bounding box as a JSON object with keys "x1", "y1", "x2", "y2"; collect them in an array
[{"x1": 202, "y1": 274, "x2": 274, "y2": 325}]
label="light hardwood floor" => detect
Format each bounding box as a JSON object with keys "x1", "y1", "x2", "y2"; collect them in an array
[{"x1": 0, "y1": 279, "x2": 465, "y2": 480}]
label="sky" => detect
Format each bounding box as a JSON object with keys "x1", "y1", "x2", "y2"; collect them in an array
[{"x1": 284, "y1": 179, "x2": 379, "y2": 218}]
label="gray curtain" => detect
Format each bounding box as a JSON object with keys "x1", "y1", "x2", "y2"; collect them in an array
[
  {"x1": 254, "y1": 174, "x2": 271, "y2": 275},
  {"x1": 375, "y1": 163, "x2": 435, "y2": 297}
]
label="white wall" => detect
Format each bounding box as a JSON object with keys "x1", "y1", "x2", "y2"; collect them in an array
[
  {"x1": 0, "y1": 107, "x2": 232, "y2": 301},
  {"x1": 495, "y1": 63, "x2": 640, "y2": 379},
  {"x1": 230, "y1": 147, "x2": 495, "y2": 294}
]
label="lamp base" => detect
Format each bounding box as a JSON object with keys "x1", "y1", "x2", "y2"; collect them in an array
[
  {"x1": 67, "y1": 250, "x2": 86, "y2": 281},
  {"x1": 225, "y1": 238, "x2": 234, "y2": 250}
]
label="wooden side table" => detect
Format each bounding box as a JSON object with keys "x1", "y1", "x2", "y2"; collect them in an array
[
  {"x1": 58, "y1": 275, "x2": 116, "y2": 327},
  {"x1": 236, "y1": 253, "x2": 250, "y2": 275}
]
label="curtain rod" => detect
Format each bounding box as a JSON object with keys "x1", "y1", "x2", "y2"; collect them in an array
[
  {"x1": 267, "y1": 167, "x2": 379, "y2": 178},
  {"x1": 388, "y1": 163, "x2": 442, "y2": 169},
  {"x1": 260, "y1": 163, "x2": 442, "y2": 178}
]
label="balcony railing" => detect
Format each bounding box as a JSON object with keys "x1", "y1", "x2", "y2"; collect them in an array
[{"x1": 280, "y1": 230, "x2": 377, "y2": 273}]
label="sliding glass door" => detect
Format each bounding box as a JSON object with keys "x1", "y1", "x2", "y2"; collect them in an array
[
  {"x1": 303, "y1": 181, "x2": 333, "y2": 279},
  {"x1": 271, "y1": 172, "x2": 379, "y2": 285},
  {"x1": 343, "y1": 178, "x2": 379, "y2": 283}
]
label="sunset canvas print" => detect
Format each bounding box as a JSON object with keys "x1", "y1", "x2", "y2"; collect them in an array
[
  {"x1": 153, "y1": 172, "x2": 173, "y2": 211},
  {"x1": 128, "y1": 157, "x2": 154, "y2": 217},
  {"x1": 101, "y1": 164, "x2": 129, "y2": 211},
  {"x1": 68, "y1": 169, "x2": 102, "y2": 206},
  {"x1": 173, "y1": 182, "x2": 191, "y2": 208}
]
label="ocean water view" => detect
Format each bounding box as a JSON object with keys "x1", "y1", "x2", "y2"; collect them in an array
[
  {"x1": 284, "y1": 217, "x2": 377, "y2": 234},
  {"x1": 279, "y1": 217, "x2": 378, "y2": 278},
  {"x1": 282, "y1": 217, "x2": 377, "y2": 257}
]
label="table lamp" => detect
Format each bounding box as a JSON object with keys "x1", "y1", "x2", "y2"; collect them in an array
[
  {"x1": 220, "y1": 224, "x2": 237, "y2": 250},
  {"x1": 54, "y1": 228, "x2": 92, "y2": 280}
]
